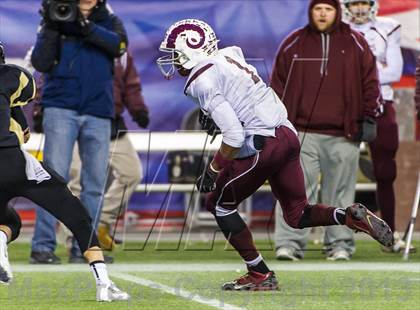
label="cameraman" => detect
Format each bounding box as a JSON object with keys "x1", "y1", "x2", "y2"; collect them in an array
[{"x1": 30, "y1": 0, "x2": 127, "y2": 264}]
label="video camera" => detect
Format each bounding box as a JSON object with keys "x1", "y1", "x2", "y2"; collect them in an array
[{"x1": 48, "y1": 0, "x2": 79, "y2": 23}]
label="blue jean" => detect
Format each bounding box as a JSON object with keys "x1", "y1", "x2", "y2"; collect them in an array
[{"x1": 31, "y1": 107, "x2": 110, "y2": 255}]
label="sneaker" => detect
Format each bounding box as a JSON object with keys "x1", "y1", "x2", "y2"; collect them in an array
[
  {"x1": 381, "y1": 232, "x2": 417, "y2": 254},
  {"x1": 345, "y1": 203, "x2": 393, "y2": 247},
  {"x1": 97, "y1": 225, "x2": 117, "y2": 251},
  {"x1": 97, "y1": 282, "x2": 130, "y2": 302},
  {"x1": 0, "y1": 238, "x2": 12, "y2": 284},
  {"x1": 29, "y1": 251, "x2": 61, "y2": 264},
  {"x1": 326, "y1": 249, "x2": 350, "y2": 261},
  {"x1": 312, "y1": 226, "x2": 324, "y2": 245},
  {"x1": 275, "y1": 247, "x2": 301, "y2": 261},
  {"x1": 222, "y1": 270, "x2": 279, "y2": 291},
  {"x1": 69, "y1": 254, "x2": 114, "y2": 264}
]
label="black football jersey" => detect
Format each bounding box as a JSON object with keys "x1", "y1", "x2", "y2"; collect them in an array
[{"x1": 0, "y1": 64, "x2": 36, "y2": 147}]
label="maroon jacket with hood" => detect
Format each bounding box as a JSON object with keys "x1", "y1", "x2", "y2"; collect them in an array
[
  {"x1": 270, "y1": 0, "x2": 380, "y2": 140},
  {"x1": 113, "y1": 50, "x2": 148, "y2": 117}
]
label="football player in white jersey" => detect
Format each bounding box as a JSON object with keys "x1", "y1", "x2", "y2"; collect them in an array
[
  {"x1": 343, "y1": 0, "x2": 412, "y2": 253},
  {"x1": 157, "y1": 19, "x2": 393, "y2": 291}
]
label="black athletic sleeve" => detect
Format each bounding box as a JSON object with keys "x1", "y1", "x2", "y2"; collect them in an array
[{"x1": 11, "y1": 107, "x2": 28, "y2": 132}]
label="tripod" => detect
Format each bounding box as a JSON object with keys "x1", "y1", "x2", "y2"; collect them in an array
[{"x1": 403, "y1": 171, "x2": 420, "y2": 260}]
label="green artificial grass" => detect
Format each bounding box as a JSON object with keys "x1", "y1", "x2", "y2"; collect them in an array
[
  {"x1": 0, "y1": 272, "x2": 213, "y2": 310},
  {"x1": 135, "y1": 270, "x2": 420, "y2": 310},
  {"x1": 2, "y1": 240, "x2": 419, "y2": 309},
  {"x1": 8, "y1": 239, "x2": 420, "y2": 264}
]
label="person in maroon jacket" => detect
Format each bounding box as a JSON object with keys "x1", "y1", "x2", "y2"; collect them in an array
[{"x1": 271, "y1": 0, "x2": 381, "y2": 261}]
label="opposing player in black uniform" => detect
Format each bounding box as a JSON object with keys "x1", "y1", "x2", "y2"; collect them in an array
[{"x1": 0, "y1": 42, "x2": 129, "y2": 302}]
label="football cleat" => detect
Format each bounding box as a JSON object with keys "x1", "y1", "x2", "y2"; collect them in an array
[
  {"x1": 222, "y1": 270, "x2": 279, "y2": 291},
  {"x1": 345, "y1": 203, "x2": 393, "y2": 247},
  {"x1": 97, "y1": 282, "x2": 130, "y2": 302},
  {"x1": 0, "y1": 237, "x2": 12, "y2": 285}
]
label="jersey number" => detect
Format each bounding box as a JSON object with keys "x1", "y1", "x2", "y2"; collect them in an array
[{"x1": 225, "y1": 56, "x2": 260, "y2": 84}]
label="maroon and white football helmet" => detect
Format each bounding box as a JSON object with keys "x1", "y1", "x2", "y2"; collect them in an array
[{"x1": 157, "y1": 19, "x2": 219, "y2": 79}]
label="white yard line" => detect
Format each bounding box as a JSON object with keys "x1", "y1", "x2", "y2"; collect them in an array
[
  {"x1": 111, "y1": 272, "x2": 245, "y2": 310},
  {"x1": 11, "y1": 262, "x2": 420, "y2": 273}
]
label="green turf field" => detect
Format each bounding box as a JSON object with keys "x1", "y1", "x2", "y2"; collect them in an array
[{"x1": 1, "y1": 240, "x2": 419, "y2": 310}]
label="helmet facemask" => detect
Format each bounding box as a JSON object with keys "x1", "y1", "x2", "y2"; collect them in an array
[
  {"x1": 157, "y1": 47, "x2": 190, "y2": 80},
  {"x1": 342, "y1": 0, "x2": 377, "y2": 24}
]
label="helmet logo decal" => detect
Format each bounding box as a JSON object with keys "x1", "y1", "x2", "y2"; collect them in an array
[{"x1": 166, "y1": 23, "x2": 206, "y2": 49}]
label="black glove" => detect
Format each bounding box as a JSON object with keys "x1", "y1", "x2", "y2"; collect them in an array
[
  {"x1": 39, "y1": 0, "x2": 59, "y2": 31},
  {"x1": 196, "y1": 166, "x2": 218, "y2": 193},
  {"x1": 77, "y1": 10, "x2": 94, "y2": 36},
  {"x1": 357, "y1": 116, "x2": 377, "y2": 142},
  {"x1": 199, "y1": 110, "x2": 220, "y2": 137},
  {"x1": 111, "y1": 115, "x2": 127, "y2": 140},
  {"x1": 133, "y1": 110, "x2": 150, "y2": 128},
  {"x1": 33, "y1": 107, "x2": 44, "y2": 134}
]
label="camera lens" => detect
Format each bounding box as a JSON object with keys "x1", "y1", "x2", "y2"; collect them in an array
[
  {"x1": 56, "y1": 4, "x2": 71, "y2": 20},
  {"x1": 49, "y1": 1, "x2": 78, "y2": 23}
]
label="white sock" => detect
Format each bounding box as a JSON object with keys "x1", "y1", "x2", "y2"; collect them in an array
[
  {"x1": 90, "y1": 261, "x2": 111, "y2": 286},
  {"x1": 245, "y1": 254, "x2": 263, "y2": 267},
  {"x1": 0, "y1": 231, "x2": 8, "y2": 244}
]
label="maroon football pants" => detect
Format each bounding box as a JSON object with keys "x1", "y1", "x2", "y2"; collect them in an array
[
  {"x1": 369, "y1": 102, "x2": 399, "y2": 231},
  {"x1": 205, "y1": 126, "x2": 309, "y2": 229}
]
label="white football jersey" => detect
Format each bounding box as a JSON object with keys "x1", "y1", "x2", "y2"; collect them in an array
[
  {"x1": 350, "y1": 17, "x2": 403, "y2": 100},
  {"x1": 184, "y1": 46, "x2": 294, "y2": 148}
]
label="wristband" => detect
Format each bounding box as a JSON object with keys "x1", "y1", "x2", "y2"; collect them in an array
[{"x1": 209, "y1": 163, "x2": 220, "y2": 174}]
